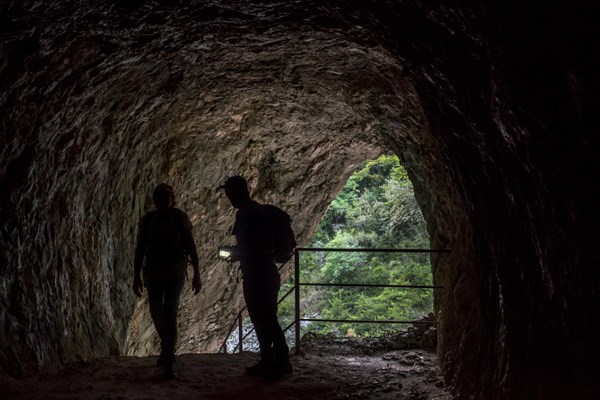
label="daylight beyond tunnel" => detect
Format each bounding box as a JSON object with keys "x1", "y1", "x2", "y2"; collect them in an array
[{"x1": 1, "y1": 1, "x2": 599, "y2": 400}]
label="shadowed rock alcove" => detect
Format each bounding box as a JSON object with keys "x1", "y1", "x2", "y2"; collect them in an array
[{"x1": 1, "y1": 1, "x2": 598, "y2": 399}]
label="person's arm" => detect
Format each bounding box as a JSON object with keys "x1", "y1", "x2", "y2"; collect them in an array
[
  {"x1": 181, "y1": 212, "x2": 201, "y2": 294},
  {"x1": 133, "y1": 217, "x2": 146, "y2": 297},
  {"x1": 184, "y1": 228, "x2": 200, "y2": 275}
]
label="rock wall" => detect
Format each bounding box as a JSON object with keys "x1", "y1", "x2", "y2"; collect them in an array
[{"x1": 1, "y1": 1, "x2": 598, "y2": 399}]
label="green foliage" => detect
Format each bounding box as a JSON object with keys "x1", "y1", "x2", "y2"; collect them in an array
[{"x1": 293, "y1": 154, "x2": 433, "y2": 337}]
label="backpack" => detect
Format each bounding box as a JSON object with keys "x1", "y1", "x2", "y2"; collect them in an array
[{"x1": 263, "y1": 204, "x2": 297, "y2": 264}]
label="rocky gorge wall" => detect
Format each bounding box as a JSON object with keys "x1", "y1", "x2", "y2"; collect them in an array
[{"x1": 1, "y1": 1, "x2": 598, "y2": 399}]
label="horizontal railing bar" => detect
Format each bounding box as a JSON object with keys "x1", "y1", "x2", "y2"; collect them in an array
[
  {"x1": 300, "y1": 318, "x2": 438, "y2": 324},
  {"x1": 296, "y1": 247, "x2": 450, "y2": 253},
  {"x1": 300, "y1": 282, "x2": 444, "y2": 289}
]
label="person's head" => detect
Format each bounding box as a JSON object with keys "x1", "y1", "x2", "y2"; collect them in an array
[
  {"x1": 218, "y1": 175, "x2": 251, "y2": 208},
  {"x1": 153, "y1": 183, "x2": 175, "y2": 210}
]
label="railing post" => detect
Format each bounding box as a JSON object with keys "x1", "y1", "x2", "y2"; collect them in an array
[
  {"x1": 238, "y1": 312, "x2": 243, "y2": 352},
  {"x1": 294, "y1": 249, "x2": 301, "y2": 355}
]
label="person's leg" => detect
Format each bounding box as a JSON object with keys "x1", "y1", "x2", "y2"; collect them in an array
[
  {"x1": 161, "y1": 275, "x2": 185, "y2": 377},
  {"x1": 244, "y1": 273, "x2": 292, "y2": 378},
  {"x1": 243, "y1": 280, "x2": 274, "y2": 360},
  {"x1": 146, "y1": 281, "x2": 166, "y2": 349},
  {"x1": 267, "y1": 274, "x2": 289, "y2": 358},
  {"x1": 264, "y1": 275, "x2": 292, "y2": 377}
]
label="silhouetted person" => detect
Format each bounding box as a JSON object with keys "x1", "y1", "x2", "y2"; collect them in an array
[
  {"x1": 219, "y1": 175, "x2": 293, "y2": 379},
  {"x1": 133, "y1": 183, "x2": 201, "y2": 379}
]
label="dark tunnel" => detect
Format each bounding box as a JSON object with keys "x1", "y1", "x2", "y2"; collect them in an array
[{"x1": 1, "y1": 1, "x2": 599, "y2": 399}]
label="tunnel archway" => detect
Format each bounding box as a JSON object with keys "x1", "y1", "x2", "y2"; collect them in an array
[
  {"x1": 1, "y1": 2, "x2": 598, "y2": 399},
  {"x1": 119, "y1": 34, "x2": 454, "y2": 355}
]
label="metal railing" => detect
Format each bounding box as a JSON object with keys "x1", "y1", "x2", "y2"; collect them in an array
[{"x1": 219, "y1": 247, "x2": 449, "y2": 354}]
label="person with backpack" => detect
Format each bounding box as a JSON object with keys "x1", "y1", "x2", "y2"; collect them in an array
[
  {"x1": 133, "y1": 183, "x2": 202, "y2": 379},
  {"x1": 218, "y1": 175, "x2": 294, "y2": 380}
]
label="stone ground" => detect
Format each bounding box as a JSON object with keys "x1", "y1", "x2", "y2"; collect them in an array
[{"x1": 3, "y1": 335, "x2": 450, "y2": 400}]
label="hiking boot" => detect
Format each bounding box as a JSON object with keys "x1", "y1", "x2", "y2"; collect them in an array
[
  {"x1": 262, "y1": 356, "x2": 292, "y2": 381},
  {"x1": 162, "y1": 355, "x2": 177, "y2": 380},
  {"x1": 245, "y1": 358, "x2": 272, "y2": 376}
]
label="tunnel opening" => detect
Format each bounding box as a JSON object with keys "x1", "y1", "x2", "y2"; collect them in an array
[{"x1": 291, "y1": 154, "x2": 435, "y2": 339}]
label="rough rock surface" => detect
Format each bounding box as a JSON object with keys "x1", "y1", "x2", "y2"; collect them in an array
[{"x1": 1, "y1": 1, "x2": 599, "y2": 399}]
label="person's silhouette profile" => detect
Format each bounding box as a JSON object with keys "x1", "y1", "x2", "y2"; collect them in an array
[
  {"x1": 219, "y1": 176, "x2": 293, "y2": 379},
  {"x1": 133, "y1": 183, "x2": 201, "y2": 379}
]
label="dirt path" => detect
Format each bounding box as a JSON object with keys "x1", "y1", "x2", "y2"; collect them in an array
[{"x1": 3, "y1": 336, "x2": 451, "y2": 400}]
